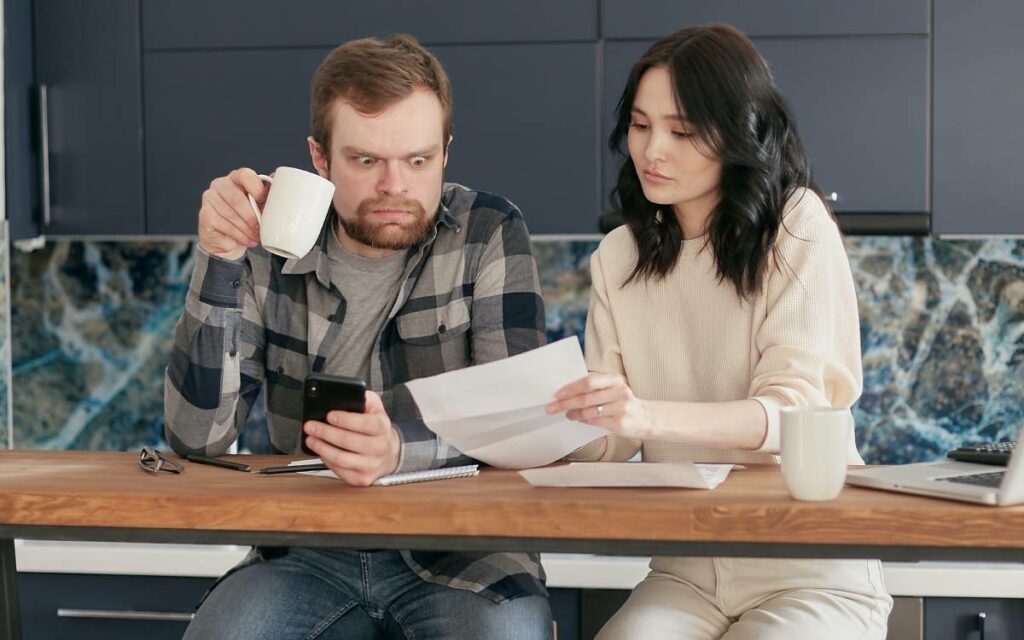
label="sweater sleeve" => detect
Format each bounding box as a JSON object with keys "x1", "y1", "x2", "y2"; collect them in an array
[
  {"x1": 567, "y1": 243, "x2": 642, "y2": 462},
  {"x1": 748, "y1": 195, "x2": 864, "y2": 462}
]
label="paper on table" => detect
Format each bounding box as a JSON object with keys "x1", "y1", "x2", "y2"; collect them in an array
[
  {"x1": 404, "y1": 337, "x2": 608, "y2": 468},
  {"x1": 518, "y1": 462, "x2": 736, "y2": 489}
]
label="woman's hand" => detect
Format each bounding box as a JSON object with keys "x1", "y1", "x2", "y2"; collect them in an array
[{"x1": 547, "y1": 373, "x2": 651, "y2": 439}]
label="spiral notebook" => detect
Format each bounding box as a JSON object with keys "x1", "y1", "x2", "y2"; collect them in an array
[
  {"x1": 288, "y1": 459, "x2": 479, "y2": 486},
  {"x1": 375, "y1": 465, "x2": 479, "y2": 486}
]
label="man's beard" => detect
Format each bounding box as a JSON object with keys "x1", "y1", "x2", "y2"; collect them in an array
[{"x1": 338, "y1": 196, "x2": 435, "y2": 250}]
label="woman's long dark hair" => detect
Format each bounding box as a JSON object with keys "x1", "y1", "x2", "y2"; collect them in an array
[{"x1": 610, "y1": 23, "x2": 820, "y2": 298}]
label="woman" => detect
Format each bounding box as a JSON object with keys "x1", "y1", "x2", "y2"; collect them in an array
[{"x1": 546, "y1": 24, "x2": 892, "y2": 639}]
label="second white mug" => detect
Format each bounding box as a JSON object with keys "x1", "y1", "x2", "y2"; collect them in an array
[
  {"x1": 247, "y1": 166, "x2": 336, "y2": 260},
  {"x1": 780, "y1": 406, "x2": 853, "y2": 501}
]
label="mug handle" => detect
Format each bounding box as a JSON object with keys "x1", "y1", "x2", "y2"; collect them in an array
[{"x1": 245, "y1": 174, "x2": 274, "y2": 223}]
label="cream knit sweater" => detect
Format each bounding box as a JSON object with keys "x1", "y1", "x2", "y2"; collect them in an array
[{"x1": 571, "y1": 189, "x2": 865, "y2": 465}]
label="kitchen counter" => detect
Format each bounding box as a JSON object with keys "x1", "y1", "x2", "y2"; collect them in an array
[{"x1": 14, "y1": 540, "x2": 1024, "y2": 598}]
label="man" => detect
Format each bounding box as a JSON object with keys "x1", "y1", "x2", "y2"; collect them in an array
[{"x1": 164, "y1": 35, "x2": 552, "y2": 639}]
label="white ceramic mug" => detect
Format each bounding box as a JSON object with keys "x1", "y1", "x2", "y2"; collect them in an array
[
  {"x1": 780, "y1": 406, "x2": 853, "y2": 501},
  {"x1": 246, "y1": 166, "x2": 335, "y2": 260}
]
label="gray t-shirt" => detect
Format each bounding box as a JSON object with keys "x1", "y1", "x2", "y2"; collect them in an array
[{"x1": 323, "y1": 230, "x2": 408, "y2": 381}]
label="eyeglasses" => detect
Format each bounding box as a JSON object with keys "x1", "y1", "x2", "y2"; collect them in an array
[{"x1": 138, "y1": 447, "x2": 184, "y2": 474}]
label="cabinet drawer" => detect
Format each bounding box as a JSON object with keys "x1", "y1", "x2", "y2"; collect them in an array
[
  {"x1": 18, "y1": 573, "x2": 213, "y2": 640},
  {"x1": 925, "y1": 597, "x2": 1024, "y2": 640}
]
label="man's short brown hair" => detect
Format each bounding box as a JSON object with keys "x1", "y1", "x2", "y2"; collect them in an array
[{"x1": 310, "y1": 34, "x2": 453, "y2": 159}]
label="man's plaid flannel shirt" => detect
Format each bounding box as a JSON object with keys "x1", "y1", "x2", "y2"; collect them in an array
[{"x1": 165, "y1": 183, "x2": 548, "y2": 603}]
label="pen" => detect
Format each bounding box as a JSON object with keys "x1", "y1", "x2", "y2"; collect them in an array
[
  {"x1": 255, "y1": 463, "x2": 330, "y2": 475},
  {"x1": 184, "y1": 453, "x2": 253, "y2": 473}
]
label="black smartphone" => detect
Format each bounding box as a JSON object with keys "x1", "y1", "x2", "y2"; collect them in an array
[{"x1": 301, "y1": 373, "x2": 367, "y2": 454}]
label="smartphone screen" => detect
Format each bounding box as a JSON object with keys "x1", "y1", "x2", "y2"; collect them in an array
[{"x1": 301, "y1": 373, "x2": 367, "y2": 454}]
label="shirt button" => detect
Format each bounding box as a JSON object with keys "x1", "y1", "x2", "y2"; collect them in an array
[
  {"x1": 438, "y1": 324, "x2": 447, "y2": 334},
  {"x1": 455, "y1": 225, "x2": 462, "y2": 234},
  {"x1": 327, "y1": 314, "x2": 336, "y2": 322},
  {"x1": 231, "y1": 279, "x2": 241, "y2": 288},
  {"x1": 229, "y1": 350, "x2": 237, "y2": 357}
]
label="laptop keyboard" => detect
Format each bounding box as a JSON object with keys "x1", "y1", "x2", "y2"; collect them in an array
[
  {"x1": 937, "y1": 471, "x2": 1005, "y2": 488},
  {"x1": 946, "y1": 440, "x2": 1016, "y2": 466}
]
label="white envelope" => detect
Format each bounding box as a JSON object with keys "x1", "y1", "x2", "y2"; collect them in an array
[
  {"x1": 518, "y1": 462, "x2": 737, "y2": 489},
  {"x1": 405, "y1": 337, "x2": 608, "y2": 468}
]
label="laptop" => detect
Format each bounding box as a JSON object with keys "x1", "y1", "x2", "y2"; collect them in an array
[{"x1": 847, "y1": 429, "x2": 1024, "y2": 506}]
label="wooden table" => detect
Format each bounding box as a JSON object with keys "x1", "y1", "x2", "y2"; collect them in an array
[{"x1": 2, "y1": 450, "x2": 1024, "y2": 638}]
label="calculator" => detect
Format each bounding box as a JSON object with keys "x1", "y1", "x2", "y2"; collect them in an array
[{"x1": 946, "y1": 440, "x2": 1016, "y2": 466}]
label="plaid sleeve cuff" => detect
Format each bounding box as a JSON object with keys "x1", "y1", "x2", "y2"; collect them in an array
[
  {"x1": 192, "y1": 247, "x2": 246, "y2": 309},
  {"x1": 391, "y1": 422, "x2": 409, "y2": 473},
  {"x1": 391, "y1": 418, "x2": 436, "y2": 473}
]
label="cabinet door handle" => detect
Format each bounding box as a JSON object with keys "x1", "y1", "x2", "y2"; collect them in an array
[
  {"x1": 977, "y1": 611, "x2": 986, "y2": 640},
  {"x1": 35, "y1": 84, "x2": 52, "y2": 228},
  {"x1": 56, "y1": 608, "x2": 194, "y2": 622},
  {"x1": 823, "y1": 191, "x2": 840, "y2": 203}
]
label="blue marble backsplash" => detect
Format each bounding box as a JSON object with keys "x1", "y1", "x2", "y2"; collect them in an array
[{"x1": 8, "y1": 236, "x2": 1024, "y2": 464}]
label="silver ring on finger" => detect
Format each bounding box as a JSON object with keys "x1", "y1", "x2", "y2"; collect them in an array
[{"x1": 596, "y1": 404, "x2": 604, "y2": 418}]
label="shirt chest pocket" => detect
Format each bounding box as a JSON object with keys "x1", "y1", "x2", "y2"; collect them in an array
[{"x1": 395, "y1": 298, "x2": 472, "y2": 346}]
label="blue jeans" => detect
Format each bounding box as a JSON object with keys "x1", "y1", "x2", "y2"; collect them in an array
[{"x1": 183, "y1": 547, "x2": 553, "y2": 640}]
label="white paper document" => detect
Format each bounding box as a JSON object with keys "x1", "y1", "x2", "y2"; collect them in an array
[
  {"x1": 404, "y1": 337, "x2": 608, "y2": 468},
  {"x1": 518, "y1": 462, "x2": 737, "y2": 489}
]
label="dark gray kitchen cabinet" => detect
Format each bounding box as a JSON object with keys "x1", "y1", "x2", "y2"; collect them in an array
[
  {"x1": 23, "y1": 0, "x2": 1021, "y2": 238},
  {"x1": 925, "y1": 597, "x2": 1024, "y2": 640},
  {"x1": 602, "y1": 36, "x2": 929, "y2": 219},
  {"x1": 433, "y1": 44, "x2": 600, "y2": 235},
  {"x1": 141, "y1": 0, "x2": 598, "y2": 50},
  {"x1": 580, "y1": 589, "x2": 630, "y2": 639},
  {"x1": 27, "y1": 0, "x2": 146, "y2": 236},
  {"x1": 601, "y1": 0, "x2": 930, "y2": 39},
  {"x1": 3, "y1": 0, "x2": 37, "y2": 240},
  {"x1": 145, "y1": 43, "x2": 599, "y2": 235},
  {"x1": 143, "y1": 48, "x2": 327, "y2": 235},
  {"x1": 549, "y1": 588, "x2": 582, "y2": 640},
  {"x1": 18, "y1": 573, "x2": 211, "y2": 640},
  {"x1": 756, "y1": 37, "x2": 928, "y2": 215},
  {"x1": 932, "y1": 0, "x2": 1024, "y2": 236}
]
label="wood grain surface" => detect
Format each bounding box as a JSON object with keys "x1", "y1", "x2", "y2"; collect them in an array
[{"x1": 1, "y1": 451, "x2": 1021, "y2": 549}]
